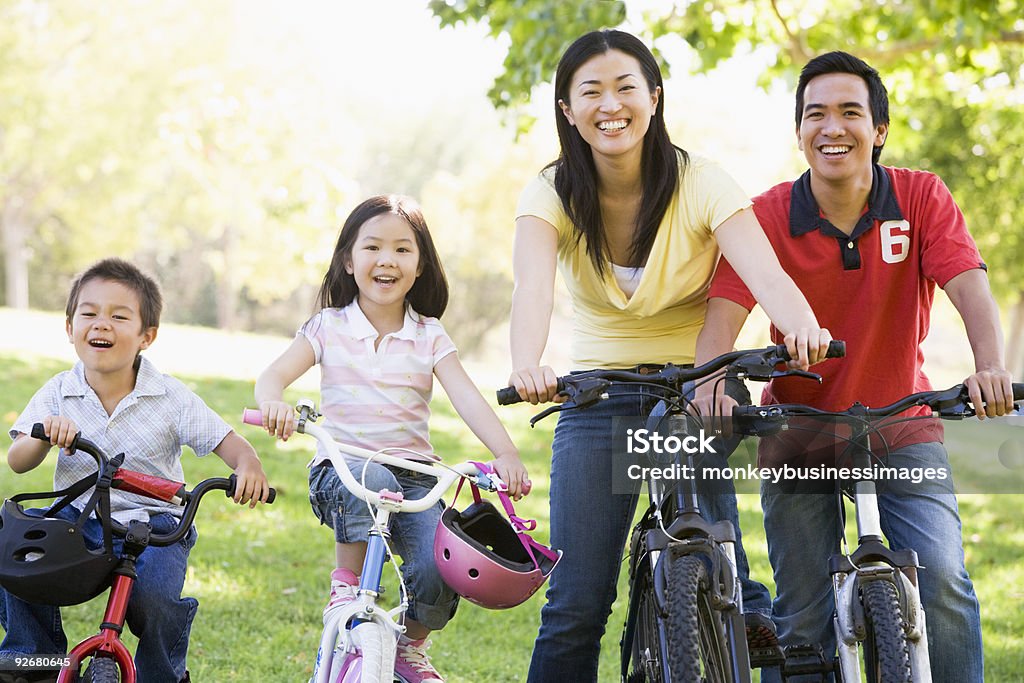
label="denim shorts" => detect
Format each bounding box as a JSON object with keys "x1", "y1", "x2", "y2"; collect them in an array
[{"x1": 307, "y1": 460, "x2": 458, "y2": 629}]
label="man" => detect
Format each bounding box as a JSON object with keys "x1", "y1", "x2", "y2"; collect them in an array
[{"x1": 705, "y1": 51, "x2": 1013, "y2": 683}]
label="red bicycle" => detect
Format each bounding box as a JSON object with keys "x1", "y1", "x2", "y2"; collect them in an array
[{"x1": 0, "y1": 424, "x2": 275, "y2": 683}]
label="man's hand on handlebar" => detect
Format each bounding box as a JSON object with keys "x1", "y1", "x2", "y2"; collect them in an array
[
  {"x1": 508, "y1": 365, "x2": 565, "y2": 405},
  {"x1": 783, "y1": 327, "x2": 834, "y2": 371},
  {"x1": 964, "y1": 367, "x2": 1015, "y2": 420}
]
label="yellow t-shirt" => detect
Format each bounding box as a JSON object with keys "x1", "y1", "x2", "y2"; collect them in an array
[{"x1": 516, "y1": 154, "x2": 751, "y2": 369}]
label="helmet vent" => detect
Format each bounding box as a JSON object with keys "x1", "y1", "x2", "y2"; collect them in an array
[
  {"x1": 24, "y1": 530, "x2": 46, "y2": 540},
  {"x1": 443, "y1": 548, "x2": 451, "y2": 560},
  {"x1": 14, "y1": 547, "x2": 45, "y2": 563},
  {"x1": 468, "y1": 568, "x2": 479, "y2": 579}
]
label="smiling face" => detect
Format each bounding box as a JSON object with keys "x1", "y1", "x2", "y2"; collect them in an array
[
  {"x1": 798, "y1": 72, "x2": 888, "y2": 184},
  {"x1": 345, "y1": 213, "x2": 421, "y2": 323},
  {"x1": 66, "y1": 278, "x2": 156, "y2": 380},
  {"x1": 559, "y1": 49, "x2": 660, "y2": 164}
]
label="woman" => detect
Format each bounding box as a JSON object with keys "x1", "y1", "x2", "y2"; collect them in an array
[{"x1": 508, "y1": 30, "x2": 831, "y2": 681}]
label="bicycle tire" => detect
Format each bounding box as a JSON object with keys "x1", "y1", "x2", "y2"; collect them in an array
[
  {"x1": 861, "y1": 580, "x2": 913, "y2": 683},
  {"x1": 342, "y1": 621, "x2": 391, "y2": 683},
  {"x1": 629, "y1": 562, "x2": 668, "y2": 682},
  {"x1": 665, "y1": 554, "x2": 734, "y2": 683},
  {"x1": 81, "y1": 655, "x2": 120, "y2": 683}
]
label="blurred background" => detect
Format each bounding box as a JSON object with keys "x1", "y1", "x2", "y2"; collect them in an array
[{"x1": 2, "y1": 0, "x2": 1022, "y2": 382}]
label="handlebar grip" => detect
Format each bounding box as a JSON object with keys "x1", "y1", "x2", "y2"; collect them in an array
[
  {"x1": 497, "y1": 378, "x2": 567, "y2": 406},
  {"x1": 242, "y1": 408, "x2": 263, "y2": 426},
  {"x1": 30, "y1": 423, "x2": 47, "y2": 440},
  {"x1": 1014, "y1": 383, "x2": 1024, "y2": 402},
  {"x1": 497, "y1": 387, "x2": 523, "y2": 405},
  {"x1": 774, "y1": 340, "x2": 846, "y2": 362},
  {"x1": 225, "y1": 473, "x2": 277, "y2": 504}
]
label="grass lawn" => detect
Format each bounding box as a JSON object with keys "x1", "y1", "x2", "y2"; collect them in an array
[{"x1": 1, "y1": 353, "x2": 1021, "y2": 681}]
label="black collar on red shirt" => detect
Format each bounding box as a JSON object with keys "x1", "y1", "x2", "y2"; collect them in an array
[{"x1": 789, "y1": 164, "x2": 904, "y2": 270}]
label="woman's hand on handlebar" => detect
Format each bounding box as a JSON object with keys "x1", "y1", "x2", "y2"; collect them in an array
[
  {"x1": 783, "y1": 327, "x2": 834, "y2": 370},
  {"x1": 691, "y1": 386, "x2": 740, "y2": 439},
  {"x1": 491, "y1": 452, "x2": 532, "y2": 500},
  {"x1": 508, "y1": 366, "x2": 564, "y2": 405},
  {"x1": 964, "y1": 367, "x2": 1015, "y2": 420},
  {"x1": 259, "y1": 400, "x2": 297, "y2": 440}
]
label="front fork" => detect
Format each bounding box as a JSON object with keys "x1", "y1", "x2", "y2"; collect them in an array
[{"x1": 832, "y1": 567, "x2": 931, "y2": 682}]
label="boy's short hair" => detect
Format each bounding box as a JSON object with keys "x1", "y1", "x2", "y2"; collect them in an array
[{"x1": 65, "y1": 258, "x2": 163, "y2": 330}]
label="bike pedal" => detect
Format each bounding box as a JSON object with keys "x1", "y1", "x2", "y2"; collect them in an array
[
  {"x1": 747, "y1": 645, "x2": 785, "y2": 668},
  {"x1": 781, "y1": 643, "x2": 834, "y2": 681}
]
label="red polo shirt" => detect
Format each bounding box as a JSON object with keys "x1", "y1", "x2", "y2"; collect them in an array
[{"x1": 710, "y1": 165, "x2": 985, "y2": 460}]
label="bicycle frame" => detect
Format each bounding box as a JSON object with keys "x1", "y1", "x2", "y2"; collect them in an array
[
  {"x1": 16, "y1": 424, "x2": 273, "y2": 683},
  {"x1": 242, "y1": 403, "x2": 491, "y2": 683},
  {"x1": 735, "y1": 381, "x2": 1024, "y2": 682},
  {"x1": 623, "y1": 409, "x2": 753, "y2": 683}
]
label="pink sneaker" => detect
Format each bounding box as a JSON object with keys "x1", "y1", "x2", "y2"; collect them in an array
[
  {"x1": 394, "y1": 637, "x2": 444, "y2": 683},
  {"x1": 323, "y1": 568, "x2": 358, "y2": 624}
]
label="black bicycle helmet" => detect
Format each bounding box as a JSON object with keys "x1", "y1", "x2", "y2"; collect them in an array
[{"x1": 0, "y1": 473, "x2": 117, "y2": 606}]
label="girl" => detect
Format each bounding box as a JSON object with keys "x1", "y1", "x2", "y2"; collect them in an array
[
  {"x1": 256, "y1": 195, "x2": 528, "y2": 683},
  {"x1": 507, "y1": 30, "x2": 832, "y2": 681}
]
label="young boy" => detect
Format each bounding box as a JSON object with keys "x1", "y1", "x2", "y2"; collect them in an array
[
  {"x1": 0, "y1": 258, "x2": 271, "y2": 683},
  {"x1": 705, "y1": 53, "x2": 1012, "y2": 683}
]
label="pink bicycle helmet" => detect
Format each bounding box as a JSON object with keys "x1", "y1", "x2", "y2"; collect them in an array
[{"x1": 434, "y1": 462, "x2": 561, "y2": 609}]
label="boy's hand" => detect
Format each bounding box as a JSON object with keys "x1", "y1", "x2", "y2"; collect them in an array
[
  {"x1": 260, "y1": 401, "x2": 296, "y2": 440},
  {"x1": 783, "y1": 327, "x2": 833, "y2": 370},
  {"x1": 42, "y1": 415, "x2": 81, "y2": 451},
  {"x1": 231, "y1": 458, "x2": 272, "y2": 508},
  {"x1": 491, "y1": 453, "x2": 531, "y2": 500}
]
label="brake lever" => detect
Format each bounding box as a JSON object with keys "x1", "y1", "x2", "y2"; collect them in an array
[
  {"x1": 769, "y1": 369, "x2": 823, "y2": 383},
  {"x1": 528, "y1": 377, "x2": 611, "y2": 427}
]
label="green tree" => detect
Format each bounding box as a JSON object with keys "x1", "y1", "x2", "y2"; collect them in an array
[{"x1": 429, "y1": 0, "x2": 1024, "y2": 371}]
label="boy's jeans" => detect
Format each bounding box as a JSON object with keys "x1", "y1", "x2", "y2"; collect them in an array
[
  {"x1": 759, "y1": 442, "x2": 983, "y2": 683},
  {"x1": 0, "y1": 506, "x2": 197, "y2": 683},
  {"x1": 527, "y1": 377, "x2": 770, "y2": 682}
]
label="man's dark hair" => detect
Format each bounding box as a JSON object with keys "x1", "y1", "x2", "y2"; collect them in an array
[
  {"x1": 66, "y1": 258, "x2": 163, "y2": 330},
  {"x1": 796, "y1": 51, "x2": 889, "y2": 163}
]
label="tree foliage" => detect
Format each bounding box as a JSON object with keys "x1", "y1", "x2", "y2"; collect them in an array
[{"x1": 430, "y1": 0, "x2": 1024, "y2": 369}]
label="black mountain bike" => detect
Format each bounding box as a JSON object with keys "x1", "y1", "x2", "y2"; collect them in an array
[
  {"x1": 732, "y1": 381, "x2": 1024, "y2": 682},
  {"x1": 498, "y1": 341, "x2": 845, "y2": 683}
]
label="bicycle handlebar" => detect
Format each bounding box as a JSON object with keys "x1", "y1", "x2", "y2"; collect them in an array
[
  {"x1": 29, "y1": 423, "x2": 275, "y2": 546},
  {"x1": 732, "y1": 383, "x2": 1024, "y2": 436},
  {"x1": 497, "y1": 341, "x2": 847, "y2": 407},
  {"x1": 242, "y1": 407, "x2": 491, "y2": 512}
]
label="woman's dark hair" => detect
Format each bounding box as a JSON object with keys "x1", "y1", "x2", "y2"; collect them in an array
[
  {"x1": 550, "y1": 29, "x2": 687, "y2": 274},
  {"x1": 795, "y1": 51, "x2": 890, "y2": 163},
  {"x1": 316, "y1": 195, "x2": 448, "y2": 318}
]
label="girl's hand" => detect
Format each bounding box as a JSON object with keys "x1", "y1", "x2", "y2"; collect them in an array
[
  {"x1": 43, "y1": 415, "x2": 81, "y2": 451},
  {"x1": 231, "y1": 458, "x2": 272, "y2": 508},
  {"x1": 491, "y1": 454, "x2": 532, "y2": 500},
  {"x1": 260, "y1": 401, "x2": 296, "y2": 440},
  {"x1": 508, "y1": 366, "x2": 562, "y2": 405}
]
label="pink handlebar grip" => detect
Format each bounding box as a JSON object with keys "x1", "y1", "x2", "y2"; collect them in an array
[{"x1": 242, "y1": 408, "x2": 263, "y2": 426}]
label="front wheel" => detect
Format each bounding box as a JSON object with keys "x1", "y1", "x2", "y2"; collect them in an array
[
  {"x1": 336, "y1": 621, "x2": 395, "y2": 683},
  {"x1": 81, "y1": 655, "x2": 120, "y2": 683},
  {"x1": 861, "y1": 580, "x2": 912, "y2": 683},
  {"x1": 630, "y1": 561, "x2": 669, "y2": 682},
  {"x1": 665, "y1": 554, "x2": 735, "y2": 683}
]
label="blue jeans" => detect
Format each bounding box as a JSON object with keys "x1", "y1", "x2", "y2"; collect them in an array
[
  {"x1": 308, "y1": 461, "x2": 458, "y2": 630},
  {"x1": 760, "y1": 442, "x2": 983, "y2": 683},
  {"x1": 527, "y1": 378, "x2": 771, "y2": 682},
  {"x1": 0, "y1": 506, "x2": 197, "y2": 683}
]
